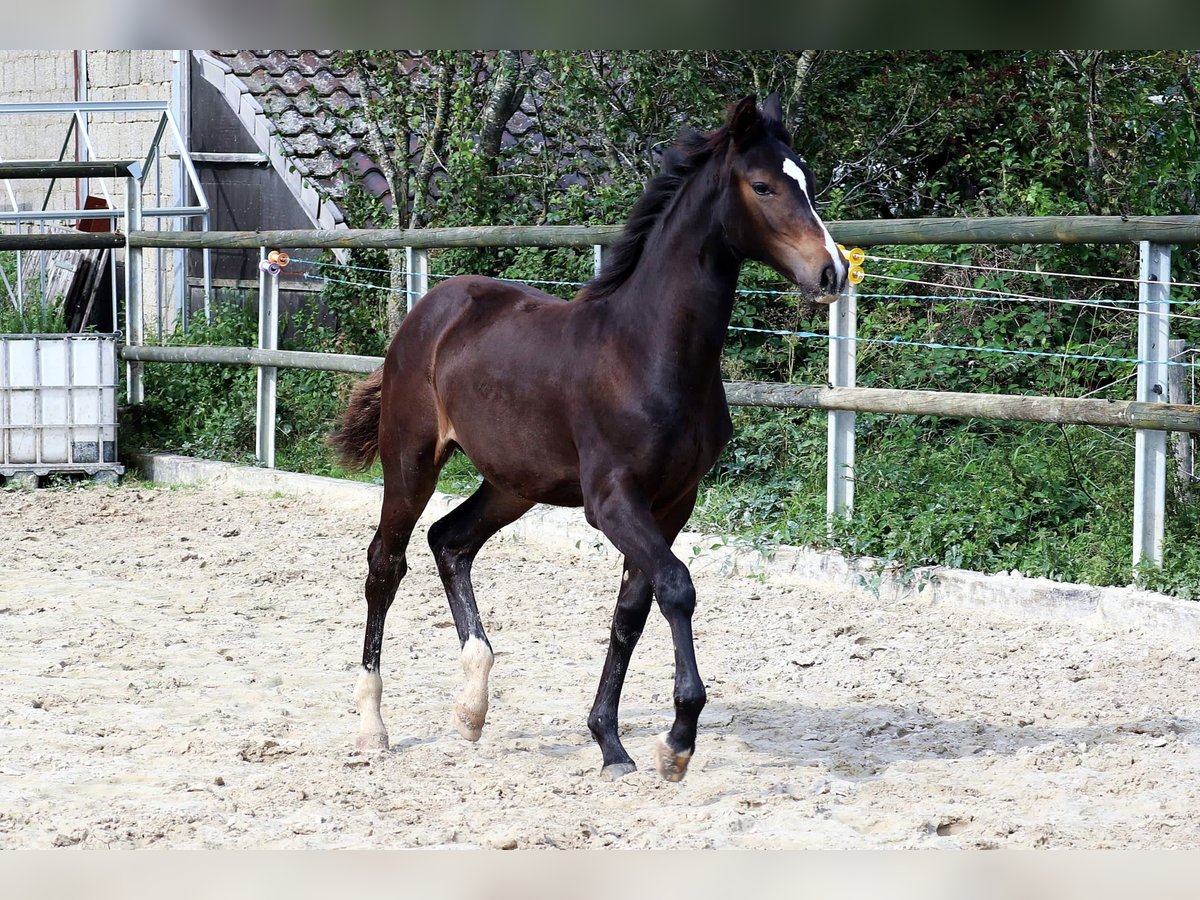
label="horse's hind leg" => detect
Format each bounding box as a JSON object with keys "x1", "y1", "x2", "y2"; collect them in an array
[
  {"x1": 427, "y1": 479, "x2": 532, "y2": 741},
  {"x1": 356, "y1": 455, "x2": 440, "y2": 751}
]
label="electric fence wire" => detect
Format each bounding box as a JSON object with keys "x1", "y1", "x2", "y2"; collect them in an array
[
  {"x1": 859, "y1": 273, "x2": 1200, "y2": 323},
  {"x1": 292, "y1": 254, "x2": 1200, "y2": 318},
  {"x1": 863, "y1": 251, "x2": 1200, "y2": 291},
  {"x1": 290, "y1": 256, "x2": 1200, "y2": 371}
]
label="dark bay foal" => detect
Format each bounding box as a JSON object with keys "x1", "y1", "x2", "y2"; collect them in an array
[{"x1": 332, "y1": 93, "x2": 846, "y2": 781}]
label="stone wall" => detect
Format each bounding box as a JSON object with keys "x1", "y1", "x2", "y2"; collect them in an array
[{"x1": 0, "y1": 51, "x2": 77, "y2": 213}]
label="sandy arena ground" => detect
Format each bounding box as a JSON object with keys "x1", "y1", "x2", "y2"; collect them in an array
[{"x1": 3, "y1": 480, "x2": 1200, "y2": 849}]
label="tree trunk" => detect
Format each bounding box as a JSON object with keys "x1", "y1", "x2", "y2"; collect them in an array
[
  {"x1": 479, "y1": 51, "x2": 525, "y2": 166},
  {"x1": 386, "y1": 248, "x2": 406, "y2": 334},
  {"x1": 790, "y1": 50, "x2": 818, "y2": 112},
  {"x1": 411, "y1": 55, "x2": 456, "y2": 227},
  {"x1": 346, "y1": 53, "x2": 413, "y2": 334}
]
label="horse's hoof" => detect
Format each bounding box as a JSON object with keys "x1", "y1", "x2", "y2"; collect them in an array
[
  {"x1": 601, "y1": 762, "x2": 637, "y2": 781},
  {"x1": 453, "y1": 702, "x2": 485, "y2": 742},
  {"x1": 655, "y1": 734, "x2": 693, "y2": 783},
  {"x1": 356, "y1": 731, "x2": 390, "y2": 752}
]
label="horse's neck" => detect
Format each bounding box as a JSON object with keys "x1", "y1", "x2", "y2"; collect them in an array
[{"x1": 615, "y1": 181, "x2": 741, "y2": 374}]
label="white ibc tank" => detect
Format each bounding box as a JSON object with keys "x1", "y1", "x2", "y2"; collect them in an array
[{"x1": 0, "y1": 333, "x2": 123, "y2": 477}]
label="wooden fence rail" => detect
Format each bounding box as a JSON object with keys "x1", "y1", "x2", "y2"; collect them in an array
[
  {"x1": 0, "y1": 233, "x2": 125, "y2": 251},
  {"x1": 118, "y1": 345, "x2": 1200, "y2": 434},
  {"x1": 8, "y1": 219, "x2": 1200, "y2": 254},
  {"x1": 9, "y1": 218, "x2": 1200, "y2": 253},
  {"x1": 723, "y1": 381, "x2": 1200, "y2": 433},
  {"x1": 119, "y1": 344, "x2": 380, "y2": 375},
  {"x1": 126, "y1": 216, "x2": 1200, "y2": 251}
]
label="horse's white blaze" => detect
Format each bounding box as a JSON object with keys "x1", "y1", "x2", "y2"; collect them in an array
[
  {"x1": 821, "y1": 226, "x2": 846, "y2": 283},
  {"x1": 459, "y1": 636, "x2": 493, "y2": 721},
  {"x1": 354, "y1": 667, "x2": 388, "y2": 745},
  {"x1": 782, "y1": 158, "x2": 846, "y2": 285},
  {"x1": 782, "y1": 157, "x2": 809, "y2": 199}
]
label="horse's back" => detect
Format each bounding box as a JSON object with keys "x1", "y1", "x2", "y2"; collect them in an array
[
  {"x1": 381, "y1": 274, "x2": 561, "y2": 373},
  {"x1": 410, "y1": 274, "x2": 566, "y2": 325}
]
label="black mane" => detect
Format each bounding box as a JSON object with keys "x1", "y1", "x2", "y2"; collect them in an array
[{"x1": 578, "y1": 125, "x2": 728, "y2": 302}]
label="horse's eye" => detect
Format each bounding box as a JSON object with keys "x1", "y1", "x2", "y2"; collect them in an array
[{"x1": 752, "y1": 182, "x2": 773, "y2": 196}]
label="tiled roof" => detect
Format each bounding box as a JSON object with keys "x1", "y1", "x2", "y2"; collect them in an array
[
  {"x1": 210, "y1": 50, "x2": 367, "y2": 212},
  {"x1": 198, "y1": 51, "x2": 607, "y2": 229}
]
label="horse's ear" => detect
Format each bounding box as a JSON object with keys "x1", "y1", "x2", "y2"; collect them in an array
[
  {"x1": 761, "y1": 92, "x2": 783, "y2": 128},
  {"x1": 727, "y1": 95, "x2": 761, "y2": 147}
]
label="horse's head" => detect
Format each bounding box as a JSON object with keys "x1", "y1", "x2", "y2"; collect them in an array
[{"x1": 719, "y1": 93, "x2": 847, "y2": 304}]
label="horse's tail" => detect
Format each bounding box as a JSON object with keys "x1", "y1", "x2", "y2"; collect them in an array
[{"x1": 330, "y1": 366, "x2": 385, "y2": 471}]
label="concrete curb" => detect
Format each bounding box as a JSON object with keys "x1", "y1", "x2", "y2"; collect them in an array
[{"x1": 133, "y1": 452, "x2": 1200, "y2": 635}]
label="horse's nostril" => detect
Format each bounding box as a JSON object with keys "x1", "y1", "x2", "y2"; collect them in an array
[{"x1": 819, "y1": 263, "x2": 837, "y2": 294}]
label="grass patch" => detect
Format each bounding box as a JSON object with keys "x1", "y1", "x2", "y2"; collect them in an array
[{"x1": 693, "y1": 407, "x2": 1198, "y2": 594}]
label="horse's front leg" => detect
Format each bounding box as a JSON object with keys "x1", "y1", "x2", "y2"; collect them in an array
[
  {"x1": 588, "y1": 558, "x2": 653, "y2": 779},
  {"x1": 586, "y1": 474, "x2": 705, "y2": 782},
  {"x1": 648, "y1": 555, "x2": 705, "y2": 782}
]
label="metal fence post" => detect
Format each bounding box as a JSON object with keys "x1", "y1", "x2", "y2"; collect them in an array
[
  {"x1": 594, "y1": 243, "x2": 605, "y2": 277},
  {"x1": 255, "y1": 247, "x2": 278, "y2": 468},
  {"x1": 405, "y1": 247, "x2": 429, "y2": 312},
  {"x1": 827, "y1": 279, "x2": 857, "y2": 524},
  {"x1": 124, "y1": 168, "x2": 144, "y2": 404},
  {"x1": 201, "y1": 210, "x2": 212, "y2": 324},
  {"x1": 1133, "y1": 241, "x2": 1170, "y2": 569},
  {"x1": 15, "y1": 220, "x2": 24, "y2": 315}
]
